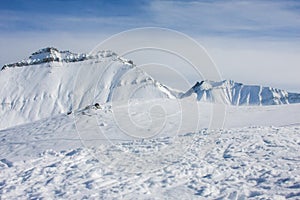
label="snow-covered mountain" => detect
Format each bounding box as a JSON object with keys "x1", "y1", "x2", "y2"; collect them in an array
[
  {"x1": 181, "y1": 80, "x2": 300, "y2": 105},
  {"x1": 1, "y1": 47, "x2": 300, "y2": 130},
  {"x1": 1, "y1": 47, "x2": 300, "y2": 199},
  {"x1": 0, "y1": 47, "x2": 176, "y2": 130}
]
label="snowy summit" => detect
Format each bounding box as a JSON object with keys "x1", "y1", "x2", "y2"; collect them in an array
[
  {"x1": 1, "y1": 47, "x2": 120, "y2": 70},
  {"x1": 0, "y1": 47, "x2": 177, "y2": 130}
]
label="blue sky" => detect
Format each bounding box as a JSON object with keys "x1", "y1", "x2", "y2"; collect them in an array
[
  {"x1": 0, "y1": 0, "x2": 300, "y2": 91},
  {"x1": 1, "y1": 0, "x2": 300, "y2": 37}
]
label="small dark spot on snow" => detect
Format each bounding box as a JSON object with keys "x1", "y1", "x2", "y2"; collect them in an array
[
  {"x1": 203, "y1": 174, "x2": 212, "y2": 179},
  {"x1": 65, "y1": 149, "x2": 78, "y2": 156},
  {"x1": 0, "y1": 180, "x2": 6, "y2": 187},
  {"x1": 0, "y1": 158, "x2": 13, "y2": 167},
  {"x1": 84, "y1": 180, "x2": 94, "y2": 189},
  {"x1": 286, "y1": 191, "x2": 300, "y2": 198},
  {"x1": 248, "y1": 191, "x2": 262, "y2": 197},
  {"x1": 288, "y1": 183, "x2": 300, "y2": 189}
]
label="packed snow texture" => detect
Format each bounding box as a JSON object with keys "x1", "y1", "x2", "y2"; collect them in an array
[
  {"x1": 1, "y1": 99, "x2": 300, "y2": 199},
  {"x1": 0, "y1": 116, "x2": 299, "y2": 199}
]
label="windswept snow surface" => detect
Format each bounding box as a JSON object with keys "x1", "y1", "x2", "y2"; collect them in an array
[
  {"x1": 1, "y1": 124, "x2": 300, "y2": 199},
  {"x1": 0, "y1": 99, "x2": 300, "y2": 199},
  {"x1": 182, "y1": 80, "x2": 300, "y2": 105}
]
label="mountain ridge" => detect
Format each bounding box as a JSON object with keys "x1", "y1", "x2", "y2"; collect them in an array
[
  {"x1": 181, "y1": 80, "x2": 300, "y2": 105},
  {"x1": 0, "y1": 47, "x2": 176, "y2": 130},
  {"x1": 1, "y1": 47, "x2": 299, "y2": 130},
  {"x1": 1, "y1": 47, "x2": 123, "y2": 70}
]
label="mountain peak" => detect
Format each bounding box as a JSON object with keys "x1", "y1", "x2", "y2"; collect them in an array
[
  {"x1": 31, "y1": 47, "x2": 59, "y2": 55},
  {"x1": 192, "y1": 80, "x2": 237, "y2": 92},
  {"x1": 1, "y1": 48, "x2": 123, "y2": 70},
  {"x1": 185, "y1": 80, "x2": 300, "y2": 105},
  {"x1": 1, "y1": 47, "x2": 86, "y2": 70}
]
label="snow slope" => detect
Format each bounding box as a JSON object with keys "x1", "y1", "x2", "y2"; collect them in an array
[
  {"x1": 182, "y1": 80, "x2": 300, "y2": 105},
  {"x1": 0, "y1": 48, "x2": 176, "y2": 130},
  {"x1": 1, "y1": 126, "x2": 300, "y2": 199},
  {"x1": 1, "y1": 126, "x2": 299, "y2": 199},
  {"x1": 1, "y1": 47, "x2": 300, "y2": 199},
  {"x1": 0, "y1": 98, "x2": 201, "y2": 161},
  {"x1": 0, "y1": 99, "x2": 300, "y2": 199},
  {"x1": 1, "y1": 99, "x2": 300, "y2": 161}
]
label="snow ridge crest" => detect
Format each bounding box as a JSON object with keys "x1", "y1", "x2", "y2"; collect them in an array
[
  {"x1": 182, "y1": 80, "x2": 300, "y2": 105},
  {"x1": 1, "y1": 47, "x2": 118, "y2": 70}
]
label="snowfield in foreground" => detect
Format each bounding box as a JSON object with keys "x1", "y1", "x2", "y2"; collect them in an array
[
  {"x1": 1, "y1": 125, "x2": 299, "y2": 199},
  {"x1": 0, "y1": 100, "x2": 300, "y2": 199}
]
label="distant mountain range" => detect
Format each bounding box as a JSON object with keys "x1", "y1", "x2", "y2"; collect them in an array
[
  {"x1": 0, "y1": 47, "x2": 299, "y2": 130},
  {"x1": 181, "y1": 80, "x2": 300, "y2": 105}
]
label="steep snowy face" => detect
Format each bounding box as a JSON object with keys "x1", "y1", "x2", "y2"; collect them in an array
[
  {"x1": 0, "y1": 48, "x2": 176, "y2": 130},
  {"x1": 182, "y1": 80, "x2": 300, "y2": 105}
]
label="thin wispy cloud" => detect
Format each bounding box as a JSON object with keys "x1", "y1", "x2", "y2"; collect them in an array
[
  {"x1": 1, "y1": 0, "x2": 299, "y2": 38},
  {"x1": 0, "y1": 0, "x2": 299, "y2": 91},
  {"x1": 148, "y1": 0, "x2": 300, "y2": 38}
]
